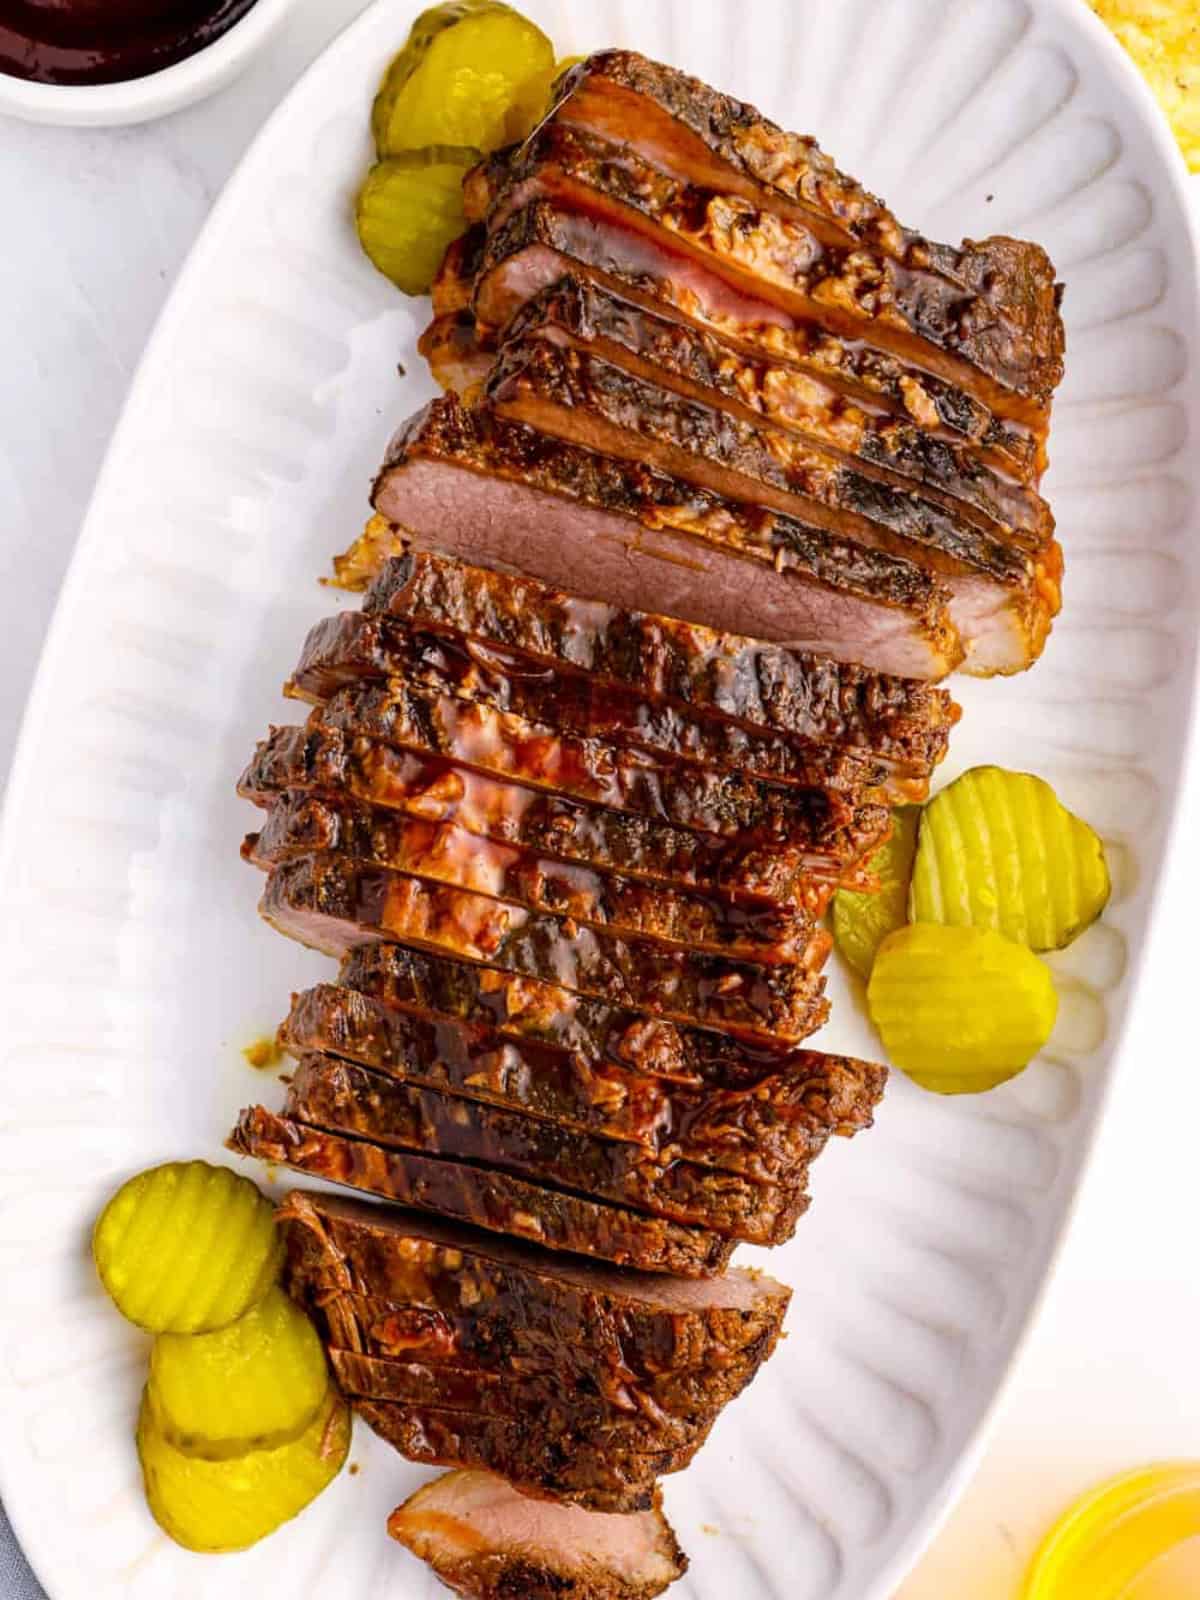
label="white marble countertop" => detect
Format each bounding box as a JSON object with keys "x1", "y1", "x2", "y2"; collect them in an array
[{"x1": 1, "y1": 5, "x2": 1197, "y2": 1594}]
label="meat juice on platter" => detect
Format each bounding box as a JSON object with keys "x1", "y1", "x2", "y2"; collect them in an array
[{"x1": 0, "y1": 0, "x2": 259, "y2": 83}]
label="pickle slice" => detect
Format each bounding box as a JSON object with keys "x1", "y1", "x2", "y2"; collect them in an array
[
  {"x1": 832, "y1": 807, "x2": 919, "y2": 979},
  {"x1": 372, "y1": 1, "x2": 555, "y2": 156},
  {"x1": 137, "y1": 1386, "x2": 350, "y2": 1553},
  {"x1": 356, "y1": 151, "x2": 475, "y2": 296},
  {"x1": 868, "y1": 923, "x2": 1058, "y2": 1094},
  {"x1": 910, "y1": 766, "x2": 1110, "y2": 951},
  {"x1": 149, "y1": 1287, "x2": 328, "y2": 1459},
  {"x1": 93, "y1": 1161, "x2": 282, "y2": 1334}
]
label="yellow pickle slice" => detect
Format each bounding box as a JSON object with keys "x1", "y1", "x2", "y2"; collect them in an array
[
  {"x1": 868, "y1": 923, "x2": 1059, "y2": 1094},
  {"x1": 149, "y1": 1286, "x2": 329, "y2": 1459},
  {"x1": 909, "y1": 765, "x2": 1110, "y2": 951},
  {"x1": 137, "y1": 1386, "x2": 350, "y2": 1552},
  {"x1": 356, "y1": 150, "x2": 476, "y2": 295},
  {"x1": 372, "y1": 0, "x2": 555, "y2": 156},
  {"x1": 92, "y1": 1161, "x2": 282, "y2": 1334},
  {"x1": 832, "y1": 807, "x2": 919, "y2": 979}
]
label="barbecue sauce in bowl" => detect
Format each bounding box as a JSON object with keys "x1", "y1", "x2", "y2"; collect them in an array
[{"x1": 0, "y1": 0, "x2": 260, "y2": 85}]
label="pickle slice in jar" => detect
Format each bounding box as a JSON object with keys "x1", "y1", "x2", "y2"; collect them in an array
[
  {"x1": 356, "y1": 150, "x2": 475, "y2": 296},
  {"x1": 910, "y1": 765, "x2": 1110, "y2": 951},
  {"x1": 372, "y1": 1, "x2": 555, "y2": 156},
  {"x1": 832, "y1": 807, "x2": 919, "y2": 980},
  {"x1": 93, "y1": 1161, "x2": 282, "y2": 1334},
  {"x1": 867, "y1": 923, "x2": 1058, "y2": 1094},
  {"x1": 137, "y1": 1386, "x2": 350, "y2": 1553},
  {"x1": 149, "y1": 1286, "x2": 329, "y2": 1459}
]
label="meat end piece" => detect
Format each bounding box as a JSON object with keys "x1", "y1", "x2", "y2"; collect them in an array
[
  {"x1": 387, "y1": 1469, "x2": 688, "y2": 1600},
  {"x1": 370, "y1": 396, "x2": 964, "y2": 681}
]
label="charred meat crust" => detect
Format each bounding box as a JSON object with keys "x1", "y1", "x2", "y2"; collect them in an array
[
  {"x1": 308, "y1": 677, "x2": 862, "y2": 846},
  {"x1": 374, "y1": 396, "x2": 960, "y2": 647},
  {"x1": 233, "y1": 1109, "x2": 735, "y2": 1276},
  {"x1": 288, "y1": 612, "x2": 921, "y2": 803},
  {"x1": 356, "y1": 1400, "x2": 679, "y2": 1513},
  {"x1": 278, "y1": 983, "x2": 884, "y2": 1183},
  {"x1": 283, "y1": 1055, "x2": 810, "y2": 1243},
  {"x1": 259, "y1": 853, "x2": 831, "y2": 1043},
  {"x1": 486, "y1": 335, "x2": 1040, "y2": 580},
  {"x1": 472, "y1": 202, "x2": 1040, "y2": 478},
  {"x1": 237, "y1": 724, "x2": 871, "y2": 907},
  {"x1": 245, "y1": 792, "x2": 824, "y2": 963},
  {"x1": 361, "y1": 548, "x2": 958, "y2": 757},
  {"x1": 336, "y1": 941, "x2": 837, "y2": 1091},
  {"x1": 488, "y1": 122, "x2": 1064, "y2": 415},
  {"x1": 501, "y1": 277, "x2": 1051, "y2": 531}
]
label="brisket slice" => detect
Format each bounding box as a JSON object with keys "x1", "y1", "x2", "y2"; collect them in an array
[
  {"x1": 371, "y1": 397, "x2": 964, "y2": 681},
  {"x1": 491, "y1": 306, "x2": 1052, "y2": 557},
  {"x1": 418, "y1": 309, "x2": 492, "y2": 398},
  {"x1": 484, "y1": 340, "x2": 1058, "y2": 650},
  {"x1": 259, "y1": 853, "x2": 830, "y2": 1042},
  {"x1": 309, "y1": 677, "x2": 862, "y2": 845},
  {"x1": 288, "y1": 612, "x2": 909, "y2": 804},
  {"x1": 469, "y1": 201, "x2": 1038, "y2": 483},
  {"x1": 361, "y1": 548, "x2": 957, "y2": 761},
  {"x1": 283, "y1": 1055, "x2": 808, "y2": 1242},
  {"x1": 234, "y1": 1110, "x2": 734, "y2": 1276},
  {"x1": 278, "y1": 1191, "x2": 790, "y2": 1376},
  {"x1": 549, "y1": 53, "x2": 1064, "y2": 400},
  {"x1": 386, "y1": 1469, "x2": 687, "y2": 1600},
  {"x1": 356, "y1": 1401, "x2": 677, "y2": 1513},
  {"x1": 245, "y1": 792, "x2": 824, "y2": 962},
  {"x1": 329, "y1": 1351, "x2": 717, "y2": 1449},
  {"x1": 486, "y1": 123, "x2": 1063, "y2": 420},
  {"x1": 280, "y1": 982, "x2": 884, "y2": 1182},
  {"x1": 432, "y1": 226, "x2": 488, "y2": 318},
  {"x1": 238, "y1": 725, "x2": 868, "y2": 907},
  {"x1": 500, "y1": 276, "x2": 1049, "y2": 536},
  {"x1": 337, "y1": 941, "x2": 833, "y2": 1091}
]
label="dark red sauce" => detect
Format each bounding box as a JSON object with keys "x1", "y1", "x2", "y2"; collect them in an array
[{"x1": 0, "y1": 0, "x2": 261, "y2": 85}]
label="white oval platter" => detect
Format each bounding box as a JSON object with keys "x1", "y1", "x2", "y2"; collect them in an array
[{"x1": 0, "y1": 1, "x2": 1196, "y2": 1597}]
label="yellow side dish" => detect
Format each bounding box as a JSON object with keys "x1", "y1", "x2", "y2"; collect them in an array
[
  {"x1": 137, "y1": 1387, "x2": 350, "y2": 1552},
  {"x1": 149, "y1": 1286, "x2": 329, "y2": 1459},
  {"x1": 1090, "y1": 1, "x2": 1199, "y2": 170},
  {"x1": 92, "y1": 1161, "x2": 282, "y2": 1334},
  {"x1": 868, "y1": 923, "x2": 1059, "y2": 1094}
]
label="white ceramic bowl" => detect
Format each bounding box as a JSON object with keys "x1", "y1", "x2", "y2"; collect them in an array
[{"x1": 0, "y1": 0, "x2": 299, "y2": 126}]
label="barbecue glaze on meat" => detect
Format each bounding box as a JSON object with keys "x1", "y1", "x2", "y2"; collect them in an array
[{"x1": 232, "y1": 47, "x2": 1068, "y2": 1538}]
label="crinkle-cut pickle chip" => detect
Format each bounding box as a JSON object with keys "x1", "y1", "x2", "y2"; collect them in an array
[
  {"x1": 833, "y1": 807, "x2": 920, "y2": 980},
  {"x1": 93, "y1": 1161, "x2": 282, "y2": 1334},
  {"x1": 137, "y1": 1386, "x2": 350, "y2": 1553},
  {"x1": 909, "y1": 765, "x2": 1110, "y2": 952},
  {"x1": 868, "y1": 923, "x2": 1058, "y2": 1095},
  {"x1": 356, "y1": 150, "x2": 476, "y2": 296},
  {"x1": 149, "y1": 1286, "x2": 329, "y2": 1460},
  {"x1": 371, "y1": 0, "x2": 555, "y2": 156}
]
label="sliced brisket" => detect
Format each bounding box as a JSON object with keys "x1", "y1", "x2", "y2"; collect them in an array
[
  {"x1": 288, "y1": 612, "x2": 911, "y2": 803},
  {"x1": 238, "y1": 725, "x2": 868, "y2": 906},
  {"x1": 245, "y1": 792, "x2": 823, "y2": 962},
  {"x1": 278, "y1": 1191, "x2": 790, "y2": 1376},
  {"x1": 280, "y1": 982, "x2": 884, "y2": 1182},
  {"x1": 234, "y1": 1110, "x2": 735, "y2": 1275},
  {"x1": 259, "y1": 853, "x2": 831, "y2": 1042},
  {"x1": 337, "y1": 940, "x2": 835, "y2": 1090},
  {"x1": 371, "y1": 396, "x2": 964, "y2": 680},
  {"x1": 283, "y1": 1055, "x2": 808, "y2": 1242}
]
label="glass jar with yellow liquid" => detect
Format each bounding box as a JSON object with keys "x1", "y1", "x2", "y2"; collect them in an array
[{"x1": 1024, "y1": 1464, "x2": 1200, "y2": 1600}]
